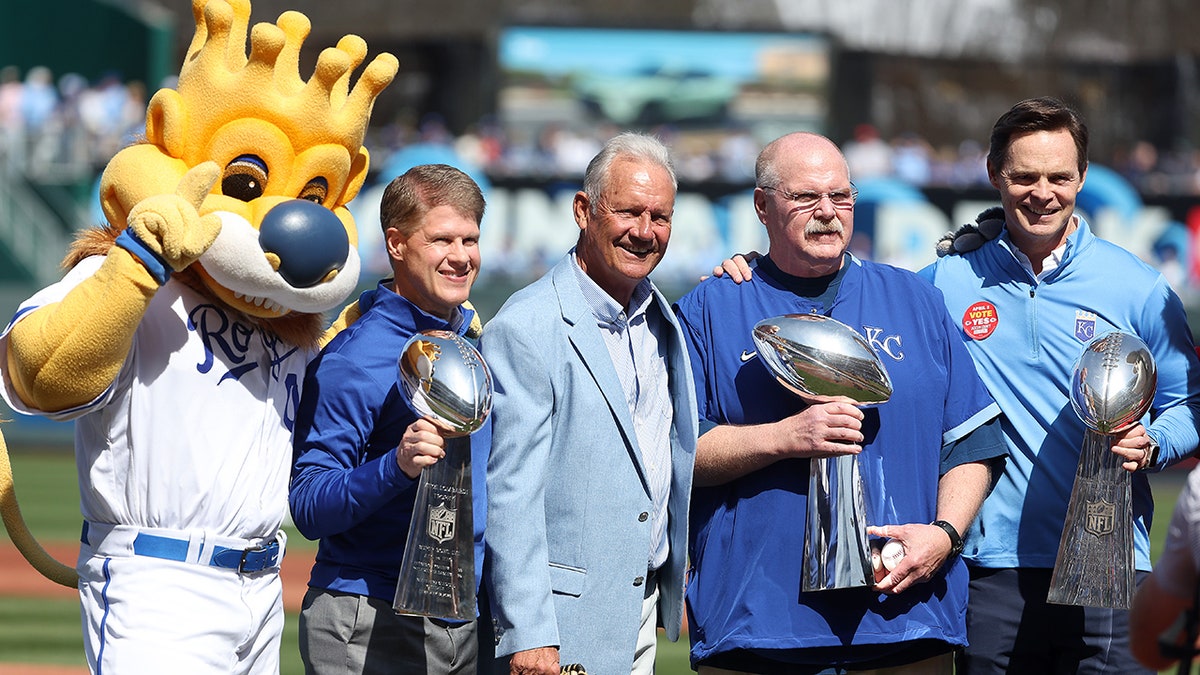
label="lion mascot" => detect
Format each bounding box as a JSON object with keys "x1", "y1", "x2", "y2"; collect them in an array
[{"x1": 0, "y1": 1, "x2": 396, "y2": 671}]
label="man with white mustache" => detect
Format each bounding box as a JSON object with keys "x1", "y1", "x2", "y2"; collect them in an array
[
  {"x1": 922, "y1": 98, "x2": 1200, "y2": 674},
  {"x1": 675, "y1": 131, "x2": 1005, "y2": 673}
]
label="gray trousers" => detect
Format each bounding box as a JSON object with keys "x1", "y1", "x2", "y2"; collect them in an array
[{"x1": 299, "y1": 588, "x2": 478, "y2": 675}]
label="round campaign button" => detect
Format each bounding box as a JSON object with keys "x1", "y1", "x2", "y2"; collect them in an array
[{"x1": 961, "y1": 301, "x2": 998, "y2": 340}]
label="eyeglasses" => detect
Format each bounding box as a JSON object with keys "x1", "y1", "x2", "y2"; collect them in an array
[{"x1": 760, "y1": 183, "x2": 858, "y2": 211}]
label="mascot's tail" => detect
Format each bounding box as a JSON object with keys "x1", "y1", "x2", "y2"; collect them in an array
[{"x1": 0, "y1": 424, "x2": 78, "y2": 587}]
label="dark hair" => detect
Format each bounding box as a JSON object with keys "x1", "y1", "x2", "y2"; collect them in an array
[
  {"x1": 379, "y1": 164, "x2": 485, "y2": 236},
  {"x1": 987, "y1": 97, "x2": 1089, "y2": 175}
]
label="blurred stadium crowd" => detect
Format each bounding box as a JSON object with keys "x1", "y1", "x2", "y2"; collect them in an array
[
  {"x1": 4, "y1": 67, "x2": 1200, "y2": 198},
  {"x1": 0, "y1": 66, "x2": 148, "y2": 177}
]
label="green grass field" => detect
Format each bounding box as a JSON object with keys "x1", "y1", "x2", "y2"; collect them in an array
[
  {"x1": 0, "y1": 450, "x2": 1186, "y2": 673},
  {"x1": 0, "y1": 450, "x2": 693, "y2": 673}
]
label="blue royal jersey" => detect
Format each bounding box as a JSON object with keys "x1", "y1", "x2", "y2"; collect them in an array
[{"x1": 674, "y1": 254, "x2": 1000, "y2": 666}]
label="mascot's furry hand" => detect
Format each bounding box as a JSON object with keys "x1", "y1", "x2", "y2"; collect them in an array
[
  {"x1": 935, "y1": 206, "x2": 1005, "y2": 257},
  {"x1": 120, "y1": 162, "x2": 223, "y2": 280}
]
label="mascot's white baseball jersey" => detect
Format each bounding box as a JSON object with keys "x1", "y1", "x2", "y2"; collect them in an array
[
  {"x1": 1, "y1": 259, "x2": 311, "y2": 670},
  {"x1": 3, "y1": 257, "x2": 308, "y2": 535},
  {"x1": 0, "y1": 0, "x2": 396, "y2": 672}
]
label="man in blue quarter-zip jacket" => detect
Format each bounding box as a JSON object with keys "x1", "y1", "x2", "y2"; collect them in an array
[
  {"x1": 921, "y1": 97, "x2": 1200, "y2": 675},
  {"x1": 289, "y1": 164, "x2": 490, "y2": 675}
]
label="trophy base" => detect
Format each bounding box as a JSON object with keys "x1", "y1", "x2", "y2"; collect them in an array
[
  {"x1": 1047, "y1": 430, "x2": 1134, "y2": 609},
  {"x1": 394, "y1": 437, "x2": 476, "y2": 621}
]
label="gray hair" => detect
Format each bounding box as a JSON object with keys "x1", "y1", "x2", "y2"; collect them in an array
[{"x1": 581, "y1": 132, "x2": 677, "y2": 210}]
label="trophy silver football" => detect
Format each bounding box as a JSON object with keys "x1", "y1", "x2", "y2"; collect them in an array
[
  {"x1": 1048, "y1": 331, "x2": 1155, "y2": 609},
  {"x1": 394, "y1": 330, "x2": 492, "y2": 620},
  {"x1": 752, "y1": 314, "x2": 892, "y2": 405},
  {"x1": 399, "y1": 330, "x2": 492, "y2": 437},
  {"x1": 1067, "y1": 332, "x2": 1156, "y2": 435},
  {"x1": 752, "y1": 314, "x2": 892, "y2": 592}
]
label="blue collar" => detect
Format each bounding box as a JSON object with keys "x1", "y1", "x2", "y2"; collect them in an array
[{"x1": 360, "y1": 279, "x2": 474, "y2": 337}]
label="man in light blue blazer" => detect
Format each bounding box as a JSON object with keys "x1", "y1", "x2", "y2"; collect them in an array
[{"x1": 481, "y1": 133, "x2": 697, "y2": 675}]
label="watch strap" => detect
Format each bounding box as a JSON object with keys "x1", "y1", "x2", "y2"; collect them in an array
[
  {"x1": 1142, "y1": 437, "x2": 1160, "y2": 471},
  {"x1": 931, "y1": 519, "x2": 964, "y2": 556}
]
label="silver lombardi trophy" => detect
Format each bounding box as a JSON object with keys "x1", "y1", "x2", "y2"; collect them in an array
[
  {"x1": 752, "y1": 313, "x2": 892, "y2": 592},
  {"x1": 394, "y1": 330, "x2": 492, "y2": 620},
  {"x1": 1047, "y1": 331, "x2": 1156, "y2": 609}
]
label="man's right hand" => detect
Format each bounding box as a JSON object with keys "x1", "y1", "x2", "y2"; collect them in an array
[
  {"x1": 778, "y1": 401, "x2": 865, "y2": 458},
  {"x1": 694, "y1": 399, "x2": 867, "y2": 487},
  {"x1": 396, "y1": 417, "x2": 446, "y2": 479},
  {"x1": 510, "y1": 646, "x2": 560, "y2": 675}
]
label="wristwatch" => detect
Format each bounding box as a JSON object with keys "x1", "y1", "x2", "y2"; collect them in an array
[
  {"x1": 1142, "y1": 437, "x2": 1160, "y2": 471},
  {"x1": 931, "y1": 519, "x2": 964, "y2": 556}
]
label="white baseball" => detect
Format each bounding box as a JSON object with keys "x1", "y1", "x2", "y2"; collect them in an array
[{"x1": 881, "y1": 539, "x2": 905, "y2": 571}]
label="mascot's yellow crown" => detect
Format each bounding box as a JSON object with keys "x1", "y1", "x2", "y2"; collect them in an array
[{"x1": 176, "y1": 0, "x2": 398, "y2": 156}]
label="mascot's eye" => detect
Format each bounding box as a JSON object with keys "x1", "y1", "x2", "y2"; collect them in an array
[
  {"x1": 222, "y1": 155, "x2": 269, "y2": 202},
  {"x1": 299, "y1": 178, "x2": 329, "y2": 204}
]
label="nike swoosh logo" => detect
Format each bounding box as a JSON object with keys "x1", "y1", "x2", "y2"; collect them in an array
[{"x1": 740, "y1": 350, "x2": 757, "y2": 362}]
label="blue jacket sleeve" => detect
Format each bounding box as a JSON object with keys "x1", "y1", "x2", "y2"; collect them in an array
[
  {"x1": 288, "y1": 351, "x2": 416, "y2": 540},
  {"x1": 672, "y1": 288, "x2": 716, "y2": 435},
  {"x1": 1137, "y1": 276, "x2": 1200, "y2": 468}
]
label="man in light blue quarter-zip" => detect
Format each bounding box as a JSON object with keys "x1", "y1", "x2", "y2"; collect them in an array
[{"x1": 921, "y1": 96, "x2": 1200, "y2": 675}]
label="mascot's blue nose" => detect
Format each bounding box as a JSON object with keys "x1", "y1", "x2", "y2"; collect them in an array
[{"x1": 258, "y1": 200, "x2": 350, "y2": 288}]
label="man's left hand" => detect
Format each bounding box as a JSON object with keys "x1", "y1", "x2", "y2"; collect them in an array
[
  {"x1": 706, "y1": 251, "x2": 758, "y2": 283},
  {"x1": 866, "y1": 523, "x2": 952, "y2": 595},
  {"x1": 1111, "y1": 423, "x2": 1155, "y2": 472}
]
